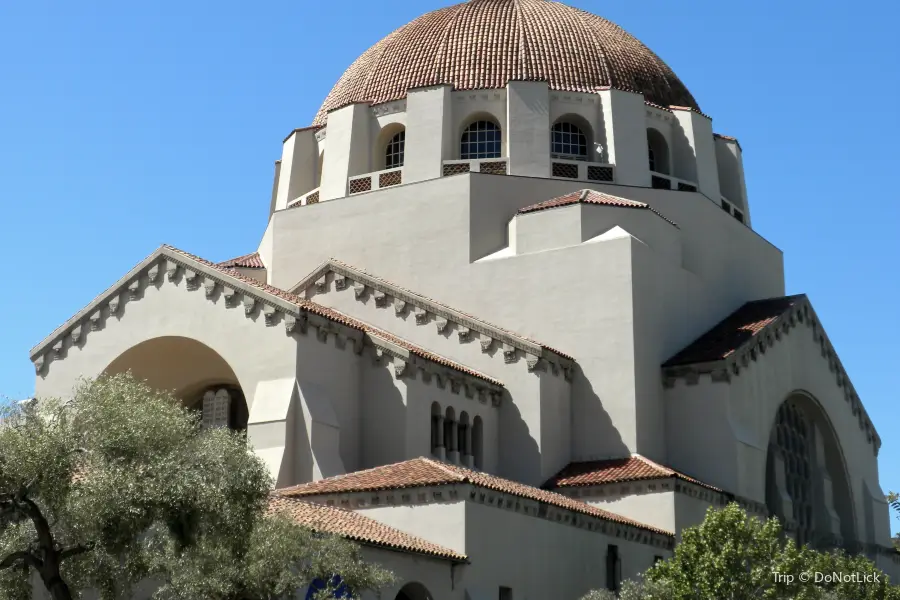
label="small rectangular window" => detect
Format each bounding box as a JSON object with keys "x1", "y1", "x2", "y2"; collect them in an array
[
  {"x1": 733, "y1": 210, "x2": 745, "y2": 224},
  {"x1": 606, "y1": 544, "x2": 621, "y2": 591},
  {"x1": 499, "y1": 586, "x2": 513, "y2": 600}
]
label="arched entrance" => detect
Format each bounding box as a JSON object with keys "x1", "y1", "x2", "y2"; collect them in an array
[
  {"x1": 764, "y1": 392, "x2": 856, "y2": 549},
  {"x1": 103, "y1": 336, "x2": 249, "y2": 431},
  {"x1": 395, "y1": 582, "x2": 433, "y2": 600}
]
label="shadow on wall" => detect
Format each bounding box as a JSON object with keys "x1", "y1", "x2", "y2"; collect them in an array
[
  {"x1": 571, "y1": 364, "x2": 629, "y2": 463},
  {"x1": 360, "y1": 364, "x2": 408, "y2": 469},
  {"x1": 669, "y1": 125, "x2": 696, "y2": 183}
]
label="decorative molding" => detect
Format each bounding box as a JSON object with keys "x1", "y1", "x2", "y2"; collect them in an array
[
  {"x1": 203, "y1": 278, "x2": 217, "y2": 298},
  {"x1": 317, "y1": 483, "x2": 673, "y2": 550},
  {"x1": 127, "y1": 280, "x2": 141, "y2": 300},
  {"x1": 371, "y1": 99, "x2": 407, "y2": 118},
  {"x1": 108, "y1": 295, "x2": 120, "y2": 316},
  {"x1": 291, "y1": 260, "x2": 575, "y2": 379},
  {"x1": 661, "y1": 297, "x2": 881, "y2": 456},
  {"x1": 29, "y1": 248, "x2": 506, "y2": 394}
]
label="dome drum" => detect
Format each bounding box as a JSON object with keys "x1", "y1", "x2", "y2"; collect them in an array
[{"x1": 274, "y1": 81, "x2": 749, "y2": 228}]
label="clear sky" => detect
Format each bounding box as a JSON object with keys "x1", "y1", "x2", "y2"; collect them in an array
[{"x1": 0, "y1": 0, "x2": 897, "y2": 531}]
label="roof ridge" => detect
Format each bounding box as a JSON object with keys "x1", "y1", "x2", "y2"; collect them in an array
[
  {"x1": 421, "y1": 457, "x2": 469, "y2": 481},
  {"x1": 631, "y1": 454, "x2": 676, "y2": 476}
]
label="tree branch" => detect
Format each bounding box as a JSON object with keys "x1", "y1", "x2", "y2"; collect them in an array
[
  {"x1": 59, "y1": 543, "x2": 94, "y2": 562},
  {"x1": 0, "y1": 551, "x2": 41, "y2": 571}
]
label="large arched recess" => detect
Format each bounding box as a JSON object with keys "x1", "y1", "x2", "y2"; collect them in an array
[
  {"x1": 764, "y1": 390, "x2": 857, "y2": 548},
  {"x1": 103, "y1": 336, "x2": 249, "y2": 429}
]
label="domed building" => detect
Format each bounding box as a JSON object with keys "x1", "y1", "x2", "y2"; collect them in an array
[{"x1": 30, "y1": 0, "x2": 899, "y2": 597}]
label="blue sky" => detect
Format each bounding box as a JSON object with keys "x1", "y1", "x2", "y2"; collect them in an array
[{"x1": 0, "y1": 0, "x2": 897, "y2": 530}]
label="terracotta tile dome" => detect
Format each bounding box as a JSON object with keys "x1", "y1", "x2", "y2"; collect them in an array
[{"x1": 313, "y1": 0, "x2": 698, "y2": 125}]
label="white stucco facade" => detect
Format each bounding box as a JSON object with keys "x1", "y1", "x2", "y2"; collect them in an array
[{"x1": 26, "y1": 0, "x2": 899, "y2": 596}]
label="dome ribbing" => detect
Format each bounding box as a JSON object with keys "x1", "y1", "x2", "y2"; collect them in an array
[{"x1": 313, "y1": 0, "x2": 698, "y2": 125}]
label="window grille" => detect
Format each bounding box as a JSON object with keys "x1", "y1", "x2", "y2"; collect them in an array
[
  {"x1": 551, "y1": 162, "x2": 579, "y2": 179},
  {"x1": 461, "y1": 121, "x2": 502, "y2": 159},
  {"x1": 385, "y1": 131, "x2": 405, "y2": 169},
  {"x1": 202, "y1": 389, "x2": 230, "y2": 430},
  {"x1": 348, "y1": 176, "x2": 372, "y2": 195},
  {"x1": 551, "y1": 122, "x2": 588, "y2": 160},
  {"x1": 443, "y1": 162, "x2": 471, "y2": 176},
  {"x1": 587, "y1": 166, "x2": 614, "y2": 182},
  {"x1": 480, "y1": 160, "x2": 507, "y2": 175},
  {"x1": 651, "y1": 175, "x2": 671, "y2": 189},
  {"x1": 379, "y1": 170, "x2": 402, "y2": 188}
]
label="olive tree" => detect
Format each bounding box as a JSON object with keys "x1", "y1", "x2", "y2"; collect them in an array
[{"x1": 0, "y1": 373, "x2": 392, "y2": 600}]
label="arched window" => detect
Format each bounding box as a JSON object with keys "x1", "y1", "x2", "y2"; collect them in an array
[
  {"x1": 444, "y1": 407, "x2": 456, "y2": 456},
  {"x1": 646, "y1": 128, "x2": 669, "y2": 174},
  {"x1": 460, "y1": 120, "x2": 502, "y2": 160},
  {"x1": 191, "y1": 385, "x2": 248, "y2": 432},
  {"x1": 458, "y1": 412, "x2": 470, "y2": 459},
  {"x1": 551, "y1": 121, "x2": 589, "y2": 161},
  {"x1": 765, "y1": 395, "x2": 856, "y2": 549},
  {"x1": 430, "y1": 402, "x2": 443, "y2": 455},
  {"x1": 472, "y1": 416, "x2": 484, "y2": 470},
  {"x1": 385, "y1": 131, "x2": 405, "y2": 169}
]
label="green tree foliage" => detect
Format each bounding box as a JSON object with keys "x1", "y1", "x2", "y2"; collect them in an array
[
  {"x1": 888, "y1": 492, "x2": 899, "y2": 551},
  {"x1": 581, "y1": 503, "x2": 898, "y2": 600},
  {"x1": 0, "y1": 373, "x2": 392, "y2": 600}
]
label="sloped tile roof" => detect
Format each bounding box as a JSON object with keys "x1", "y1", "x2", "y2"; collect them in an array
[
  {"x1": 278, "y1": 457, "x2": 673, "y2": 537},
  {"x1": 313, "y1": 0, "x2": 699, "y2": 125},
  {"x1": 217, "y1": 252, "x2": 265, "y2": 269},
  {"x1": 663, "y1": 295, "x2": 806, "y2": 367},
  {"x1": 269, "y1": 496, "x2": 467, "y2": 562},
  {"x1": 517, "y1": 189, "x2": 678, "y2": 227},
  {"x1": 163, "y1": 247, "x2": 502, "y2": 386},
  {"x1": 30, "y1": 245, "x2": 501, "y2": 388},
  {"x1": 297, "y1": 259, "x2": 574, "y2": 361},
  {"x1": 546, "y1": 455, "x2": 722, "y2": 493}
]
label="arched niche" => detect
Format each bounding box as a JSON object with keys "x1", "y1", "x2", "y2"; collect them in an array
[
  {"x1": 395, "y1": 582, "x2": 433, "y2": 600},
  {"x1": 103, "y1": 335, "x2": 248, "y2": 431},
  {"x1": 764, "y1": 391, "x2": 857, "y2": 549}
]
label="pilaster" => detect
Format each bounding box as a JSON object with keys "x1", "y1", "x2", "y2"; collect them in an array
[
  {"x1": 506, "y1": 81, "x2": 551, "y2": 177},
  {"x1": 670, "y1": 107, "x2": 721, "y2": 200},
  {"x1": 597, "y1": 88, "x2": 651, "y2": 187},
  {"x1": 404, "y1": 85, "x2": 452, "y2": 183},
  {"x1": 321, "y1": 103, "x2": 372, "y2": 201},
  {"x1": 275, "y1": 127, "x2": 319, "y2": 211}
]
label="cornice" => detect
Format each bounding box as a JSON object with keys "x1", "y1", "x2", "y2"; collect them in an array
[
  {"x1": 452, "y1": 90, "x2": 505, "y2": 103},
  {"x1": 291, "y1": 259, "x2": 575, "y2": 380},
  {"x1": 316, "y1": 483, "x2": 674, "y2": 550},
  {"x1": 29, "y1": 247, "x2": 504, "y2": 399},
  {"x1": 372, "y1": 99, "x2": 407, "y2": 118},
  {"x1": 661, "y1": 297, "x2": 881, "y2": 456},
  {"x1": 560, "y1": 477, "x2": 768, "y2": 518},
  {"x1": 549, "y1": 91, "x2": 599, "y2": 105}
]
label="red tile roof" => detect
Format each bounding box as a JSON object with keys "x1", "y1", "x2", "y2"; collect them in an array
[
  {"x1": 517, "y1": 189, "x2": 677, "y2": 226},
  {"x1": 546, "y1": 455, "x2": 722, "y2": 493},
  {"x1": 269, "y1": 496, "x2": 467, "y2": 562},
  {"x1": 663, "y1": 295, "x2": 806, "y2": 367},
  {"x1": 217, "y1": 252, "x2": 265, "y2": 269},
  {"x1": 313, "y1": 0, "x2": 699, "y2": 126},
  {"x1": 164, "y1": 247, "x2": 502, "y2": 386},
  {"x1": 279, "y1": 457, "x2": 673, "y2": 537}
]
